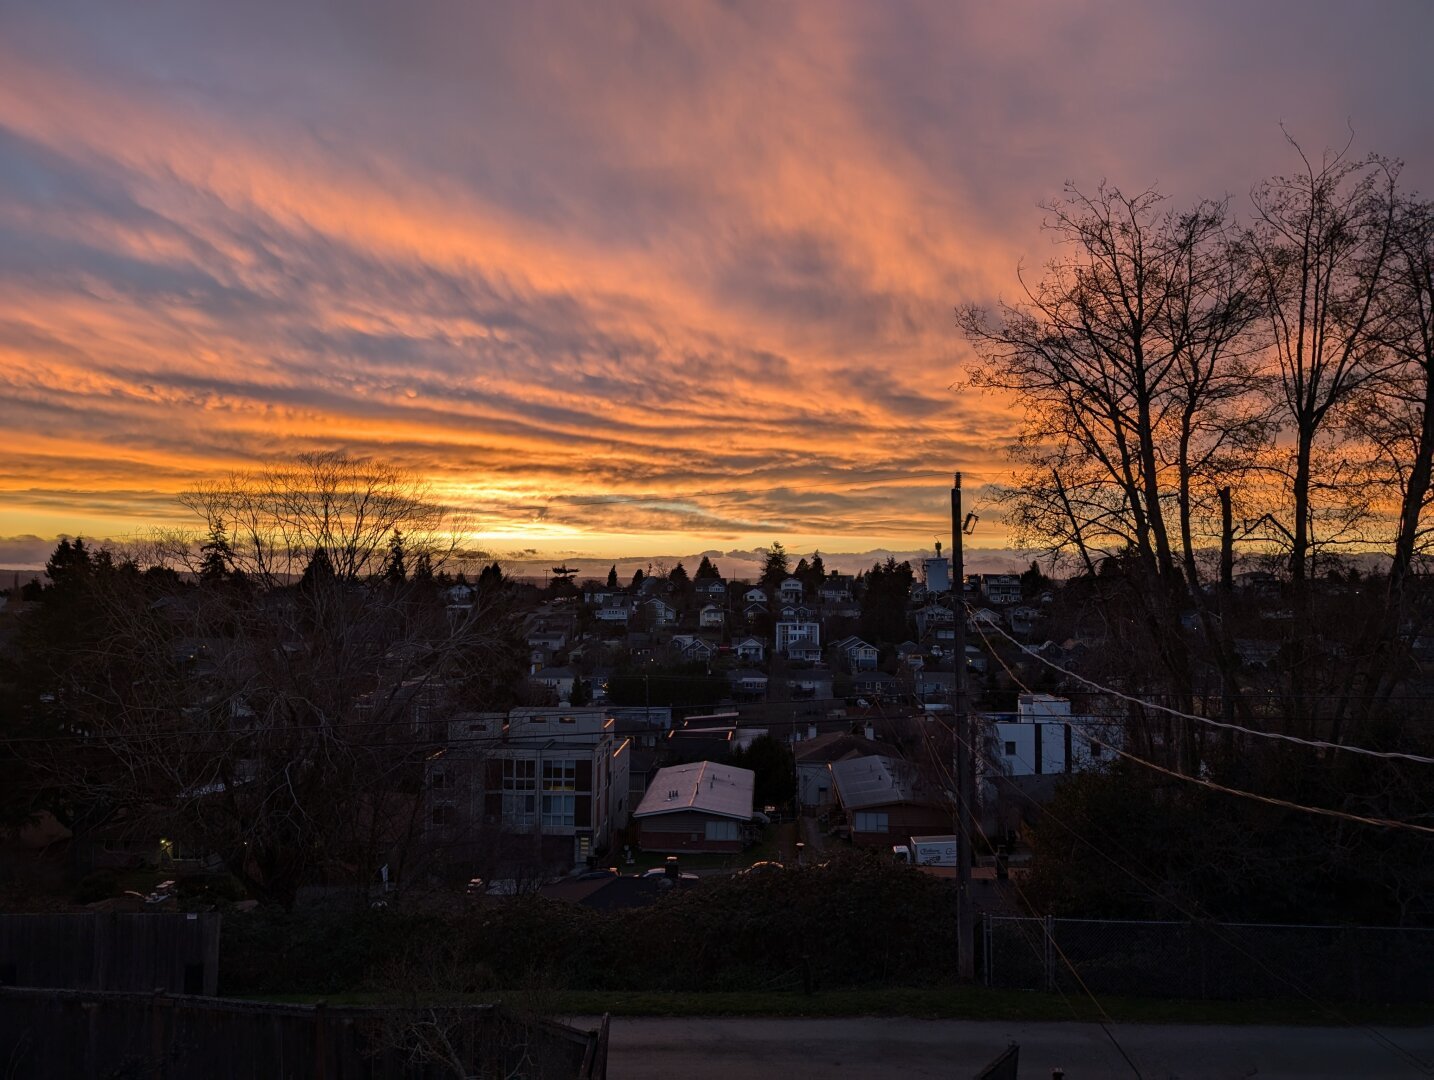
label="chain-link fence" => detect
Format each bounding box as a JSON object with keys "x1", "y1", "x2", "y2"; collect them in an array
[{"x1": 983, "y1": 915, "x2": 1434, "y2": 1004}]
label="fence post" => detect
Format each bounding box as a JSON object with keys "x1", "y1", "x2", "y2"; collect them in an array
[
  {"x1": 982, "y1": 914, "x2": 992, "y2": 987},
  {"x1": 314, "y1": 1000, "x2": 328, "y2": 1080},
  {"x1": 150, "y1": 988, "x2": 168, "y2": 1080},
  {"x1": 1043, "y1": 917, "x2": 1056, "y2": 993}
]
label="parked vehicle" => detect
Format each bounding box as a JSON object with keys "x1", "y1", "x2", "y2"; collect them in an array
[
  {"x1": 892, "y1": 834, "x2": 959, "y2": 868},
  {"x1": 737, "y1": 860, "x2": 784, "y2": 875}
]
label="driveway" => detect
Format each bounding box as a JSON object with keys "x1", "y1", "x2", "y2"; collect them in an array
[{"x1": 585, "y1": 1016, "x2": 1434, "y2": 1079}]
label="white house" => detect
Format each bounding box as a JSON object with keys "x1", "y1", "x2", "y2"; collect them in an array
[
  {"x1": 982, "y1": 695, "x2": 1122, "y2": 779},
  {"x1": 1009, "y1": 606, "x2": 1040, "y2": 637},
  {"x1": 743, "y1": 587, "x2": 768, "y2": 605},
  {"x1": 779, "y1": 577, "x2": 805, "y2": 604},
  {"x1": 527, "y1": 628, "x2": 568, "y2": 651},
  {"x1": 529, "y1": 665, "x2": 577, "y2": 702},
  {"x1": 735, "y1": 636, "x2": 766, "y2": 663},
  {"x1": 595, "y1": 599, "x2": 632, "y2": 624},
  {"x1": 980, "y1": 574, "x2": 1023, "y2": 606},
  {"x1": 776, "y1": 620, "x2": 821, "y2": 657},
  {"x1": 728, "y1": 669, "x2": 769, "y2": 698},
  {"x1": 699, "y1": 604, "x2": 725, "y2": 629}
]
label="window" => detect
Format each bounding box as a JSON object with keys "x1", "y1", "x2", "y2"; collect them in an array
[
  {"x1": 468, "y1": 720, "x2": 487, "y2": 733},
  {"x1": 502, "y1": 759, "x2": 537, "y2": 826},
  {"x1": 1004, "y1": 741, "x2": 1017, "y2": 757},
  {"x1": 430, "y1": 771, "x2": 448, "y2": 790},
  {"x1": 1090, "y1": 741, "x2": 1104, "y2": 758},
  {"x1": 542, "y1": 794, "x2": 575, "y2": 827},
  {"x1": 853, "y1": 811, "x2": 888, "y2": 833},
  {"x1": 560, "y1": 715, "x2": 577, "y2": 724},
  {"x1": 543, "y1": 759, "x2": 576, "y2": 791},
  {"x1": 539, "y1": 759, "x2": 578, "y2": 826},
  {"x1": 705, "y1": 820, "x2": 741, "y2": 842},
  {"x1": 430, "y1": 805, "x2": 453, "y2": 826}
]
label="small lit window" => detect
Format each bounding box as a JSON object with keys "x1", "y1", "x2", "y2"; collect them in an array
[{"x1": 560, "y1": 715, "x2": 577, "y2": 724}]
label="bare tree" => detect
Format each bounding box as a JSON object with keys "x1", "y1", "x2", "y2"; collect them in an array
[
  {"x1": 959, "y1": 185, "x2": 1262, "y2": 765},
  {"x1": 1342, "y1": 192, "x2": 1434, "y2": 724},
  {"x1": 1241, "y1": 138, "x2": 1400, "y2": 724},
  {"x1": 179, "y1": 450, "x2": 454, "y2": 585},
  {"x1": 24, "y1": 455, "x2": 519, "y2": 908}
]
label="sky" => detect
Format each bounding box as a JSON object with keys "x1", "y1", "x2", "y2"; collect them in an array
[{"x1": 1, "y1": 1, "x2": 1431, "y2": 570}]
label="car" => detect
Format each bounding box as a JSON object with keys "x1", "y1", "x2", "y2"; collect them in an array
[
  {"x1": 738, "y1": 860, "x2": 785, "y2": 875},
  {"x1": 576, "y1": 867, "x2": 619, "y2": 881}
]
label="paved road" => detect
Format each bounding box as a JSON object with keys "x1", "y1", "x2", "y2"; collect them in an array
[{"x1": 583, "y1": 1016, "x2": 1434, "y2": 1079}]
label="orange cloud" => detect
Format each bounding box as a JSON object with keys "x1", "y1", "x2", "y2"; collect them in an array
[{"x1": 0, "y1": 2, "x2": 1429, "y2": 560}]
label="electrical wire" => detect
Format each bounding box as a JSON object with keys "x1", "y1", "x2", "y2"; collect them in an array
[
  {"x1": 967, "y1": 621, "x2": 1434, "y2": 1076},
  {"x1": 974, "y1": 611, "x2": 1434, "y2": 766},
  {"x1": 910, "y1": 709, "x2": 1144, "y2": 1077}
]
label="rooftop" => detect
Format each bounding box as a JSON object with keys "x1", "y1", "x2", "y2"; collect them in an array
[
  {"x1": 829, "y1": 753, "x2": 926, "y2": 810},
  {"x1": 633, "y1": 760, "x2": 755, "y2": 821}
]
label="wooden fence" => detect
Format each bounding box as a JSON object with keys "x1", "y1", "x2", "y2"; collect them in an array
[
  {"x1": 0, "y1": 987, "x2": 604, "y2": 1079},
  {"x1": 0, "y1": 912, "x2": 221, "y2": 995}
]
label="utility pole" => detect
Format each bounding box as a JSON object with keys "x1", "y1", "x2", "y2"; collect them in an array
[{"x1": 951, "y1": 471, "x2": 975, "y2": 981}]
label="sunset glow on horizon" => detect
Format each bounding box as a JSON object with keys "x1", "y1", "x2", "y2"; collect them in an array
[{"x1": 2, "y1": 1, "x2": 1431, "y2": 568}]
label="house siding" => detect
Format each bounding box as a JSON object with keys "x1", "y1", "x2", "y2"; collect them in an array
[
  {"x1": 844, "y1": 801, "x2": 952, "y2": 847},
  {"x1": 634, "y1": 809, "x2": 745, "y2": 853}
]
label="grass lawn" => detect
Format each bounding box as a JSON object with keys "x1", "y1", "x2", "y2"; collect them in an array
[{"x1": 250, "y1": 985, "x2": 1433, "y2": 1027}]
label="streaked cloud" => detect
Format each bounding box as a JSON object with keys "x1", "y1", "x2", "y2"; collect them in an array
[{"x1": 0, "y1": 1, "x2": 1430, "y2": 558}]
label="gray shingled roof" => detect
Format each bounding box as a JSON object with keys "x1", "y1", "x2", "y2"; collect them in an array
[{"x1": 828, "y1": 754, "x2": 920, "y2": 809}]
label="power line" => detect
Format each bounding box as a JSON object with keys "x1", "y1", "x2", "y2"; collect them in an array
[
  {"x1": 974, "y1": 610, "x2": 1434, "y2": 765},
  {"x1": 962, "y1": 634, "x2": 1434, "y2": 1076},
  {"x1": 965, "y1": 616, "x2": 1434, "y2": 837},
  {"x1": 911, "y1": 707, "x2": 1143, "y2": 1077}
]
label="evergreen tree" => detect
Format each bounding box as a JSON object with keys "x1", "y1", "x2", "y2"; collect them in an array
[
  {"x1": 412, "y1": 550, "x2": 434, "y2": 584},
  {"x1": 668, "y1": 561, "x2": 690, "y2": 590},
  {"x1": 383, "y1": 529, "x2": 408, "y2": 584},
  {"x1": 859, "y1": 557, "x2": 915, "y2": 644},
  {"x1": 45, "y1": 537, "x2": 93, "y2": 592},
  {"x1": 694, "y1": 555, "x2": 720, "y2": 580},
  {"x1": 570, "y1": 675, "x2": 592, "y2": 707},
  {"x1": 478, "y1": 562, "x2": 504, "y2": 590},
  {"x1": 759, "y1": 542, "x2": 789, "y2": 588},
  {"x1": 199, "y1": 525, "x2": 235, "y2": 584},
  {"x1": 631, "y1": 568, "x2": 645, "y2": 590},
  {"x1": 299, "y1": 546, "x2": 336, "y2": 592},
  {"x1": 1020, "y1": 560, "x2": 1049, "y2": 597},
  {"x1": 727, "y1": 734, "x2": 796, "y2": 808},
  {"x1": 606, "y1": 565, "x2": 619, "y2": 589},
  {"x1": 804, "y1": 551, "x2": 827, "y2": 593}
]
